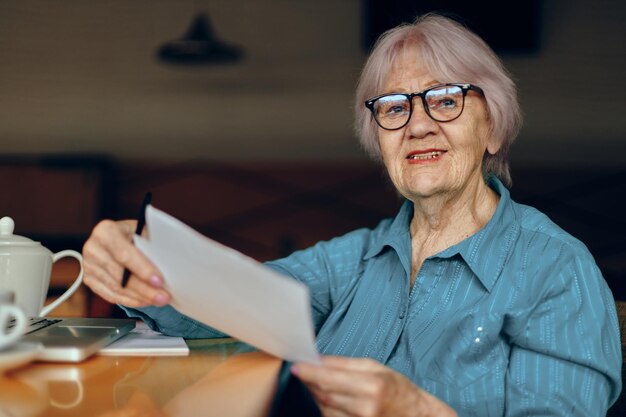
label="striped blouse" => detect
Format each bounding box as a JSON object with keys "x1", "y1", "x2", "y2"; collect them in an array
[{"x1": 126, "y1": 176, "x2": 622, "y2": 416}]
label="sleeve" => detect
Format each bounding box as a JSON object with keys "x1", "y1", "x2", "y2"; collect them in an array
[
  {"x1": 120, "y1": 304, "x2": 228, "y2": 338},
  {"x1": 264, "y1": 229, "x2": 368, "y2": 333},
  {"x1": 504, "y1": 252, "x2": 622, "y2": 417}
]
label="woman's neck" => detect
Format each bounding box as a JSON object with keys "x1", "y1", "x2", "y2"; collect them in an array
[
  {"x1": 408, "y1": 178, "x2": 499, "y2": 283},
  {"x1": 412, "y1": 181, "x2": 497, "y2": 235}
]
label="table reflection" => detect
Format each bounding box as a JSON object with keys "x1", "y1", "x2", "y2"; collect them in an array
[{"x1": 0, "y1": 339, "x2": 280, "y2": 417}]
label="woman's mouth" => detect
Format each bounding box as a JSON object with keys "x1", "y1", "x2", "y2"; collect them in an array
[{"x1": 406, "y1": 150, "x2": 447, "y2": 162}]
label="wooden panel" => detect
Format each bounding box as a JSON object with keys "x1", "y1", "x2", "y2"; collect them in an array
[{"x1": 0, "y1": 159, "x2": 106, "y2": 239}]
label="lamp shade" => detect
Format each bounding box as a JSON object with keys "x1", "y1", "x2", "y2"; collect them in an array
[{"x1": 157, "y1": 13, "x2": 244, "y2": 65}]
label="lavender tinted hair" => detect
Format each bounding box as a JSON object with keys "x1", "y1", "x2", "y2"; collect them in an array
[{"x1": 355, "y1": 14, "x2": 522, "y2": 187}]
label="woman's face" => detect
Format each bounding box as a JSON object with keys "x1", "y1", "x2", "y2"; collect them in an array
[{"x1": 378, "y1": 51, "x2": 499, "y2": 203}]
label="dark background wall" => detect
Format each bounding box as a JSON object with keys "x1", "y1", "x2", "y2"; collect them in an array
[{"x1": 0, "y1": 0, "x2": 624, "y2": 166}]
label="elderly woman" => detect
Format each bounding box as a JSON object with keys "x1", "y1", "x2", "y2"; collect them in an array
[{"x1": 83, "y1": 14, "x2": 621, "y2": 417}]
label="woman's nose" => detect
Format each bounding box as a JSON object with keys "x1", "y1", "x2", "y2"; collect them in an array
[{"x1": 406, "y1": 99, "x2": 439, "y2": 139}]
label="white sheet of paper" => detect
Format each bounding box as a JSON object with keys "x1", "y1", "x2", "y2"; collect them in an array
[{"x1": 134, "y1": 205, "x2": 320, "y2": 364}]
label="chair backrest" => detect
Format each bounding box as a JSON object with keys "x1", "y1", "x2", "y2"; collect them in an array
[
  {"x1": 617, "y1": 301, "x2": 626, "y2": 347},
  {"x1": 607, "y1": 301, "x2": 626, "y2": 416}
]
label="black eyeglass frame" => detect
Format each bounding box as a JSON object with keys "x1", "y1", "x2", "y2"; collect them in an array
[{"x1": 364, "y1": 83, "x2": 485, "y2": 130}]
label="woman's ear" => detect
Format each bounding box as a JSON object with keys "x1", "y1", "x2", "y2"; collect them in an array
[{"x1": 486, "y1": 137, "x2": 501, "y2": 155}]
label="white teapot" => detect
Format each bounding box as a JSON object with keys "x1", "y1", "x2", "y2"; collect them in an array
[{"x1": 0, "y1": 217, "x2": 83, "y2": 317}]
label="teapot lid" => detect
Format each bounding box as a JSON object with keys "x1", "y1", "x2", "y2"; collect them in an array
[{"x1": 0, "y1": 217, "x2": 39, "y2": 245}]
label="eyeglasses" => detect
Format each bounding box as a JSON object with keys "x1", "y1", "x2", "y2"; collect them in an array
[{"x1": 364, "y1": 83, "x2": 485, "y2": 130}]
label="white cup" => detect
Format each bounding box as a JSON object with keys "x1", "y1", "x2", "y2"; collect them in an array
[{"x1": 0, "y1": 289, "x2": 26, "y2": 350}]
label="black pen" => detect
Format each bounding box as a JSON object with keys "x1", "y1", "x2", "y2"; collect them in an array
[{"x1": 121, "y1": 191, "x2": 152, "y2": 288}]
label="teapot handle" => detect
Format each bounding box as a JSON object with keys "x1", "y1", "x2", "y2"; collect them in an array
[{"x1": 40, "y1": 250, "x2": 84, "y2": 317}]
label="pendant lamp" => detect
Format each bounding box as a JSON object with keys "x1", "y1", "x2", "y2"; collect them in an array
[{"x1": 157, "y1": 13, "x2": 244, "y2": 65}]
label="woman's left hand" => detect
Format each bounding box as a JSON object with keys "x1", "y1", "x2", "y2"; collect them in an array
[{"x1": 292, "y1": 356, "x2": 457, "y2": 417}]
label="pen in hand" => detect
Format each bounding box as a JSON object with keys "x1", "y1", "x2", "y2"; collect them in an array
[{"x1": 121, "y1": 191, "x2": 152, "y2": 288}]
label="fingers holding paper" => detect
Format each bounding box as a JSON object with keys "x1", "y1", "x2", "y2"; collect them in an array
[
  {"x1": 83, "y1": 219, "x2": 171, "y2": 308},
  {"x1": 292, "y1": 356, "x2": 457, "y2": 417}
]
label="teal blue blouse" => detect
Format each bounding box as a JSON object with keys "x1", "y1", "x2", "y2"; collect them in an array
[{"x1": 125, "y1": 177, "x2": 622, "y2": 416}]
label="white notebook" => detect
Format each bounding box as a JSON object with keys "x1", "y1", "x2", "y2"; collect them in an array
[{"x1": 98, "y1": 322, "x2": 189, "y2": 356}]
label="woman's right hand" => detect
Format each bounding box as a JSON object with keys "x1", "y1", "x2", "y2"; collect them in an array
[{"x1": 82, "y1": 219, "x2": 171, "y2": 308}]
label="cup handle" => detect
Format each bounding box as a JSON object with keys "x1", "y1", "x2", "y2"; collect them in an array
[
  {"x1": 0, "y1": 305, "x2": 26, "y2": 347},
  {"x1": 40, "y1": 250, "x2": 84, "y2": 317}
]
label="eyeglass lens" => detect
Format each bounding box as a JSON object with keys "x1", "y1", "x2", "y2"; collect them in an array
[{"x1": 372, "y1": 85, "x2": 465, "y2": 129}]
